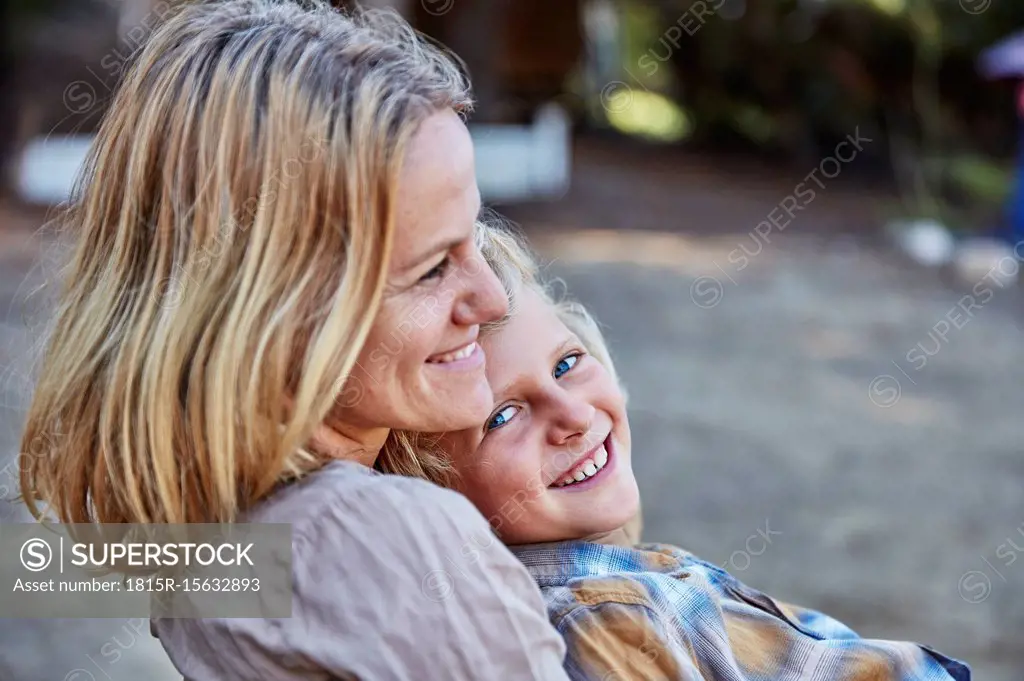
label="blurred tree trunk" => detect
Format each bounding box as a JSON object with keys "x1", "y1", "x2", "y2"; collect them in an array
[
  {"x1": 415, "y1": 0, "x2": 580, "y2": 123},
  {"x1": 0, "y1": 0, "x2": 18, "y2": 197},
  {"x1": 418, "y1": 0, "x2": 507, "y2": 122},
  {"x1": 503, "y1": 0, "x2": 581, "y2": 119}
]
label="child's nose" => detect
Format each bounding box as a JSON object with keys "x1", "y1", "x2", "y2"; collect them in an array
[{"x1": 547, "y1": 393, "x2": 595, "y2": 446}]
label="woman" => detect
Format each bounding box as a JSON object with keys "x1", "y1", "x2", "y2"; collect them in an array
[{"x1": 18, "y1": 1, "x2": 570, "y2": 678}]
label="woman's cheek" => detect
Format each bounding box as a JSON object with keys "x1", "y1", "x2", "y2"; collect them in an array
[
  {"x1": 437, "y1": 285, "x2": 457, "y2": 307},
  {"x1": 366, "y1": 345, "x2": 393, "y2": 374}
]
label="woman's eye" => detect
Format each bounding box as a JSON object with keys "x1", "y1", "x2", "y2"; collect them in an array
[
  {"x1": 418, "y1": 255, "x2": 450, "y2": 283},
  {"x1": 486, "y1": 405, "x2": 519, "y2": 431},
  {"x1": 554, "y1": 353, "x2": 581, "y2": 379}
]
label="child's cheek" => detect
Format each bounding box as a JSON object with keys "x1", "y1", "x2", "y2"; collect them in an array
[{"x1": 524, "y1": 472, "x2": 547, "y2": 501}]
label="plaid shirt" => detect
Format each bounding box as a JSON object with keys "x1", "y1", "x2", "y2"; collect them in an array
[{"x1": 511, "y1": 541, "x2": 970, "y2": 681}]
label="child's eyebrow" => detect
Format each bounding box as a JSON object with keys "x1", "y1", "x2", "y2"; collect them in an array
[
  {"x1": 490, "y1": 333, "x2": 579, "y2": 400},
  {"x1": 551, "y1": 335, "x2": 579, "y2": 361}
]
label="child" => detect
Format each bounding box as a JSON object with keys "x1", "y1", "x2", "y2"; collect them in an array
[{"x1": 385, "y1": 225, "x2": 971, "y2": 681}]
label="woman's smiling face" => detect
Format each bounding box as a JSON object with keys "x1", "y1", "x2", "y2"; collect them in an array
[
  {"x1": 440, "y1": 286, "x2": 639, "y2": 545},
  {"x1": 330, "y1": 110, "x2": 508, "y2": 437}
]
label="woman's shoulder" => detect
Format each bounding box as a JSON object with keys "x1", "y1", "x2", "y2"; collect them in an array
[
  {"x1": 246, "y1": 460, "x2": 487, "y2": 545},
  {"x1": 155, "y1": 463, "x2": 571, "y2": 681}
]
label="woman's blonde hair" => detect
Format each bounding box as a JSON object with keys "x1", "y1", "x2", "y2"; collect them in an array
[
  {"x1": 377, "y1": 220, "x2": 623, "y2": 486},
  {"x1": 19, "y1": 0, "x2": 471, "y2": 524}
]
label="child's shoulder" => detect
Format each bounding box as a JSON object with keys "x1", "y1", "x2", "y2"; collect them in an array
[
  {"x1": 538, "y1": 542, "x2": 717, "y2": 624},
  {"x1": 541, "y1": 571, "x2": 672, "y2": 632}
]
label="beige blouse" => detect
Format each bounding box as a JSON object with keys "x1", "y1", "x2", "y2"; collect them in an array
[{"x1": 152, "y1": 460, "x2": 569, "y2": 680}]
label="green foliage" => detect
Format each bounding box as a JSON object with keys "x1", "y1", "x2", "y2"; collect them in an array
[
  {"x1": 943, "y1": 154, "x2": 1012, "y2": 205},
  {"x1": 617, "y1": 0, "x2": 1024, "y2": 229}
]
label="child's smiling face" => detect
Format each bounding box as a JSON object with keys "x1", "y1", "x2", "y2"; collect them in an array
[{"x1": 440, "y1": 285, "x2": 639, "y2": 545}]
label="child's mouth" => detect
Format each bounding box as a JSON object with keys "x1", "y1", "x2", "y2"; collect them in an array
[{"x1": 549, "y1": 435, "x2": 615, "y2": 491}]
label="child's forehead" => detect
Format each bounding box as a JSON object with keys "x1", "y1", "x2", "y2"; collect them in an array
[
  {"x1": 481, "y1": 287, "x2": 575, "y2": 384},
  {"x1": 483, "y1": 288, "x2": 564, "y2": 348}
]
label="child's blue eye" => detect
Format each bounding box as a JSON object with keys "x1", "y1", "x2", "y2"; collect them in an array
[
  {"x1": 486, "y1": 405, "x2": 519, "y2": 431},
  {"x1": 554, "y1": 353, "x2": 580, "y2": 379}
]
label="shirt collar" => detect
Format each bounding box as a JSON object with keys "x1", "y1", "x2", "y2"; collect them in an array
[{"x1": 509, "y1": 540, "x2": 692, "y2": 588}]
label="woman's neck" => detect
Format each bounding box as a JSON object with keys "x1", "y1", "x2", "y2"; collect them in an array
[{"x1": 310, "y1": 421, "x2": 389, "y2": 468}]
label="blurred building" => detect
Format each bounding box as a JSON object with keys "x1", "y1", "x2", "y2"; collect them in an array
[
  {"x1": 114, "y1": 0, "x2": 586, "y2": 122},
  {"x1": 5, "y1": 0, "x2": 588, "y2": 204}
]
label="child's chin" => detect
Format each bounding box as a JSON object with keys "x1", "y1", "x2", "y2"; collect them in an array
[
  {"x1": 578, "y1": 498, "x2": 641, "y2": 538},
  {"x1": 603, "y1": 481, "x2": 642, "y2": 529}
]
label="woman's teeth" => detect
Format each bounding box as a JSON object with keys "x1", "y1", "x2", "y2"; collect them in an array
[
  {"x1": 554, "y1": 444, "x2": 609, "y2": 487},
  {"x1": 428, "y1": 342, "x2": 477, "y2": 364}
]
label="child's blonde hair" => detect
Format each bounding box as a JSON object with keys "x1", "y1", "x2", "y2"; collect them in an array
[{"x1": 376, "y1": 220, "x2": 623, "y2": 486}]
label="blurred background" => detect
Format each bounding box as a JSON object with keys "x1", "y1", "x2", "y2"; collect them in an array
[{"x1": 2, "y1": 0, "x2": 1023, "y2": 679}]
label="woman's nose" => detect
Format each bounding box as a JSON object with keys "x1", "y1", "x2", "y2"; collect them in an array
[
  {"x1": 452, "y1": 247, "x2": 508, "y2": 326},
  {"x1": 547, "y1": 391, "x2": 595, "y2": 446}
]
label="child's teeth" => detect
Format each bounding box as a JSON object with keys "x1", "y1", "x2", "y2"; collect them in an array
[{"x1": 555, "y1": 448, "x2": 612, "y2": 487}]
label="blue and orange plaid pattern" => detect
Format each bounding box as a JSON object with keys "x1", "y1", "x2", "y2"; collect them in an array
[{"x1": 511, "y1": 541, "x2": 970, "y2": 681}]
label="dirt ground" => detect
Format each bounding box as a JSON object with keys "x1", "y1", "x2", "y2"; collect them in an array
[{"x1": 1, "y1": 140, "x2": 1022, "y2": 679}]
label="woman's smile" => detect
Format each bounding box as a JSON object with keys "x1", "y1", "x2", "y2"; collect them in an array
[{"x1": 426, "y1": 340, "x2": 484, "y2": 369}]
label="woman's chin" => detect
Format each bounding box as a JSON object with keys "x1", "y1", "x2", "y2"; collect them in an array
[{"x1": 423, "y1": 382, "x2": 493, "y2": 432}]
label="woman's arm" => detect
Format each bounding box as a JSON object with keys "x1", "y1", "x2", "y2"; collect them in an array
[{"x1": 155, "y1": 474, "x2": 571, "y2": 680}]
